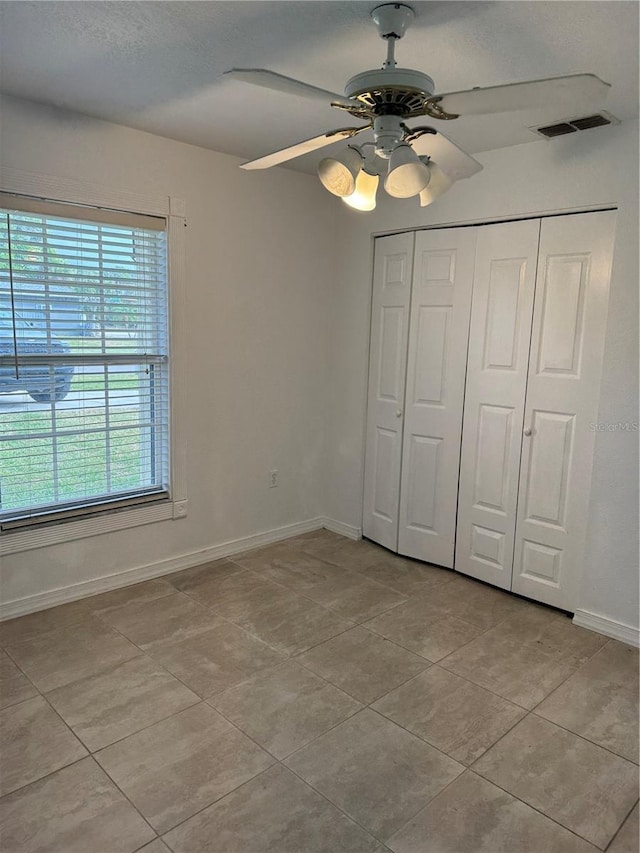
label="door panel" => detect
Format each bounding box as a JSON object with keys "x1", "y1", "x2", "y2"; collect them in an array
[
  {"x1": 378, "y1": 306, "x2": 405, "y2": 400},
  {"x1": 413, "y1": 306, "x2": 449, "y2": 403},
  {"x1": 482, "y1": 258, "x2": 528, "y2": 370},
  {"x1": 455, "y1": 219, "x2": 540, "y2": 588},
  {"x1": 524, "y1": 411, "x2": 574, "y2": 528},
  {"x1": 405, "y1": 435, "x2": 441, "y2": 531},
  {"x1": 512, "y1": 211, "x2": 616, "y2": 610},
  {"x1": 473, "y1": 404, "x2": 514, "y2": 513},
  {"x1": 398, "y1": 227, "x2": 477, "y2": 567},
  {"x1": 371, "y1": 427, "x2": 398, "y2": 523},
  {"x1": 536, "y1": 255, "x2": 588, "y2": 374},
  {"x1": 363, "y1": 233, "x2": 414, "y2": 550}
]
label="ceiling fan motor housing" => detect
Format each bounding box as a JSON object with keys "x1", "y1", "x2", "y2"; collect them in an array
[{"x1": 345, "y1": 68, "x2": 436, "y2": 117}]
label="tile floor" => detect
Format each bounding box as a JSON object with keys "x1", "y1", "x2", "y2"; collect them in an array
[{"x1": 0, "y1": 529, "x2": 638, "y2": 852}]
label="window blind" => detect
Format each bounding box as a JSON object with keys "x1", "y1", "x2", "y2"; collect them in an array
[{"x1": 0, "y1": 198, "x2": 170, "y2": 528}]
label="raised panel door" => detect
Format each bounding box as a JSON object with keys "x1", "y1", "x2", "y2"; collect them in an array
[
  {"x1": 512, "y1": 210, "x2": 616, "y2": 610},
  {"x1": 455, "y1": 219, "x2": 540, "y2": 587},
  {"x1": 363, "y1": 233, "x2": 414, "y2": 550},
  {"x1": 398, "y1": 227, "x2": 477, "y2": 567}
]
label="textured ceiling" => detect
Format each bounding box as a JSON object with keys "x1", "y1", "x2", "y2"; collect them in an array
[{"x1": 0, "y1": 1, "x2": 638, "y2": 173}]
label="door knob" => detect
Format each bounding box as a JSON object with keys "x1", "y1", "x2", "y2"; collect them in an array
[
  {"x1": 396, "y1": 409, "x2": 403, "y2": 418},
  {"x1": 524, "y1": 427, "x2": 532, "y2": 436}
]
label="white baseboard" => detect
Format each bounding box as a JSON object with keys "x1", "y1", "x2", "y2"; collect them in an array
[
  {"x1": 322, "y1": 517, "x2": 362, "y2": 541},
  {"x1": 1, "y1": 515, "x2": 350, "y2": 622},
  {"x1": 573, "y1": 609, "x2": 640, "y2": 648}
]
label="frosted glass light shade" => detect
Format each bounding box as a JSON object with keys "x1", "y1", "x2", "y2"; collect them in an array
[
  {"x1": 318, "y1": 147, "x2": 363, "y2": 197},
  {"x1": 385, "y1": 144, "x2": 431, "y2": 198},
  {"x1": 419, "y1": 162, "x2": 455, "y2": 207},
  {"x1": 342, "y1": 170, "x2": 379, "y2": 211}
]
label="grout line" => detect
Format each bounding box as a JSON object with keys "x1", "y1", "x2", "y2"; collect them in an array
[
  {"x1": 82, "y1": 693, "x2": 201, "y2": 755},
  {"x1": 92, "y1": 698, "x2": 279, "y2": 837},
  {"x1": 603, "y1": 797, "x2": 640, "y2": 851},
  {"x1": 225, "y1": 539, "x2": 417, "y2": 610},
  {"x1": 383, "y1": 769, "x2": 469, "y2": 847},
  {"x1": 132, "y1": 836, "x2": 161, "y2": 852},
  {"x1": 156, "y1": 762, "x2": 278, "y2": 842},
  {"x1": 0, "y1": 751, "x2": 89, "y2": 800},
  {"x1": 14, "y1": 617, "x2": 211, "y2": 762},
  {"x1": 526, "y1": 637, "x2": 619, "y2": 715},
  {"x1": 467, "y1": 759, "x2": 624, "y2": 851},
  {"x1": 84, "y1": 753, "x2": 159, "y2": 842},
  {"x1": 173, "y1": 568, "x2": 370, "y2": 645},
  {"x1": 208, "y1": 685, "x2": 363, "y2": 765},
  {"x1": 435, "y1": 628, "x2": 608, "y2": 713},
  {"x1": 0, "y1": 745, "x2": 158, "y2": 843},
  {"x1": 527, "y1": 708, "x2": 640, "y2": 765},
  {"x1": 482, "y1": 764, "x2": 620, "y2": 850},
  {"x1": 363, "y1": 613, "x2": 496, "y2": 663},
  {"x1": 155, "y1": 561, "x2": 379, "y2": 665},
  {"x1": 467, "y1": 706, "x2": 538, "y2": 775},
  {"x1": 1, "y1": 646, "x2": 45, "y2": 706},
  {"x1": 294, "y1": 640, "x2": 431, "y2": 706},
  {"x1": 282, "y1": 757, "x2": 395, "y2": 846}
]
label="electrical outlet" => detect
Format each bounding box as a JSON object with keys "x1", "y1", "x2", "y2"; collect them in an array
[
  {"x1": 269, "y1": 469, "x2": 279, "y2": 488},
  {"x1": 173, "y1": 500, "x2": 189, "y2": 519}
]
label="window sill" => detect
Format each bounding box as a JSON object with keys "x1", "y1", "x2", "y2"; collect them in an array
[{"x1": 0, "y1": 500, "x2": 180, "y2": 555}]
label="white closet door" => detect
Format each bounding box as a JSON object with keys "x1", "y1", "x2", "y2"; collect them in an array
[
  {"x1": 397, "y1": 227, "x2": 477, "y2": 567},
  {"x1": 455, "y1": 220, "x2": 540, "y2": 588},
  {"x1": 363, "y1": 232, "x2": 414, "y2": 550},
  {"x1": 512, "y1": 210, "x2": 616, "y2": 610}
]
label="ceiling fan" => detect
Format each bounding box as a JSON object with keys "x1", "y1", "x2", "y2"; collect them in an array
[{"x1": 226, "y1": 3, "x2": 610, "y2": 211}]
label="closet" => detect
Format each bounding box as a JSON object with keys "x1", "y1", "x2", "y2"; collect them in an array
[
  {"x1": 363, "y1": 227, "x2": 476, "y2": 568},
  {"x1": 363, "y1": 210, "x2": 616, "y2": 612}
]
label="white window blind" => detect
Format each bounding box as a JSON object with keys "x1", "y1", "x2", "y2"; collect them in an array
[{"x1": 0, "y1": 195, "x2": 170, "y2": 529}]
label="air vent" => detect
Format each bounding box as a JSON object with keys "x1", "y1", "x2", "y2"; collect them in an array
[
  {"x1": 537, "y1": 122, "x2": 577, "y2": 138},
  {"x1": 570, "y1": 114, "x2": 612, "y2": 130},
  {"x1": 532, "y1": 111, "x2": 619, "y2": 140}
]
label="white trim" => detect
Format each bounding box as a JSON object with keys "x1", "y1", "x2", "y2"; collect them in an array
[
  {"x1": 0, "y1": 502, "x2": 174, "y2": 555},
  {"x1": 0, "y1": 166, "x2": 170, "y2": 218},
  {"x1": 0, "y1": 516, "x2": 338, "y2": 620},
  {"x1": 323, "y1": 517, "x2": 362, "y2": 541},
  {"x1": 0, "y1": 167, "x2": 187, "y2": 554},
  {"x1": 370, "y1": 203, "x2": 619, "y2": 239},
  {"x1": 167, "y1": 209, "x2": 188, "y2": 505},
  {"x1": 573, "y1": 609, "x2": 640, "y2": 648}
]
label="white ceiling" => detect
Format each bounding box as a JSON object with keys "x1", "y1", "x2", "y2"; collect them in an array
[{"x1": 1, "y1": 1, "x2": 638, "y2": 173}]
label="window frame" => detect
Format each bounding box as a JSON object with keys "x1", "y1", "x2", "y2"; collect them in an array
[{"x1": 0, "y1": 167, "x2": 187, "y2": 555}]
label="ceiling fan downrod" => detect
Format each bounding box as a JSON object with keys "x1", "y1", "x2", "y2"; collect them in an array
[{"x1": 372, "y1": 3, "x2": 414, "y2": 69}]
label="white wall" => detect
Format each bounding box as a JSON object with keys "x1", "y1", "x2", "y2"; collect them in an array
[
  {"x1": 1, "y1": 94, "x2": 637, "y2": 638},
  {"x1": 0, "y1": 95, "x2": 336, "y2": 607},
  {"x1": 328, "y1": 119, "x2": 639, "y2": 633}
]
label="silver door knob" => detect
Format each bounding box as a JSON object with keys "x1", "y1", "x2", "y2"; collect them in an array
[
  {"x1": 524, "y1": 427, "x2": 532, "y2": 436},
  {"x1": 396, "y1": 409, "x2": 403, "y2": 418}
]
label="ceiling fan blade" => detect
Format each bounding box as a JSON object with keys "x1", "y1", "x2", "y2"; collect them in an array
[
  {"x1": 225, "y1": 69, "x2": 353, "y2": 107},
  {"x1": 240, "y1": 126, "x2": 371, "y2": 170},
  {"x1": 409, "y1": 130, "x2": 483, "y2": 181},
  {"x1": 435, "y1": 73, "x2": 610, "y2": 117}
]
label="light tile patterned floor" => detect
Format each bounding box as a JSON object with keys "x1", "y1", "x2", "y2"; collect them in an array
[{"x1": 0, "y1": 530, "x2": 638, "y2": 852}]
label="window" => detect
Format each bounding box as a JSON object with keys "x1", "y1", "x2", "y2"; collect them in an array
[{"x1": 0, "y1": 194, "x2": 170, "y2": 530}]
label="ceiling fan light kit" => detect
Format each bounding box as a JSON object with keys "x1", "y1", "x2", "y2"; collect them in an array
[
  {"x1": 318, "y1": 145, "x2": 364, "y2": 197},
  {"x1": 418, "y1": 161, "x2": 455, "y2": 208},
  {"x1": 229, "y1": 2, "x2": 611, "y2": 213},
  {"x1": 343, "y1": 168, "x2": 380, "y2": 212},
  {"x1": 384, "y1": 144, "x2": 431, "y2": 198}
]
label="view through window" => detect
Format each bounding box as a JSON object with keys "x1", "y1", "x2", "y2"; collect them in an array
[{"x1": 0, "y1": 198, "x2": 170, "y2": 528}]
